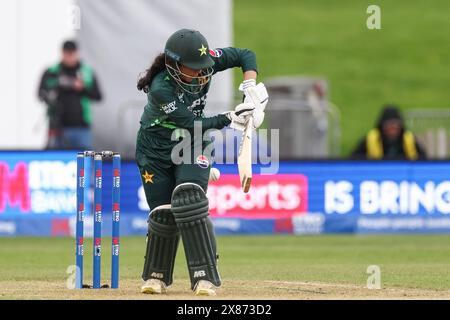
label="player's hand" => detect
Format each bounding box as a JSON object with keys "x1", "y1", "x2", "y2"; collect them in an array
[
  {"x1": 252, "y1": 110, "x2": 265, "y2": 129},
  {"x1": 239, "y1": 82, "x2": 268, "y2": 130},
  {"x1": 227, "y1": 102, "x2": 255, "y2": 123},
  {"x1": 224, "y1": 102, "x2": 255, "y2": 130},
  {"x1": 240, "y1": 82, "x2": 269, "y2": 112},
  {"x1": 239, "y1": 79, "x2": 257, "y2": 108},
  {"x1": 239, "y1": 79, "x2": 256, "y2": 92}
]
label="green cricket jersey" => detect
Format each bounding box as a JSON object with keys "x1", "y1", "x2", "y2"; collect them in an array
[{"x1": 136, "y1": 47, "x2": 258, "y2": 163}]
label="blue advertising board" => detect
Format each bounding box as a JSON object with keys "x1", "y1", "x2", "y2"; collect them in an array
[{"x1": 1, "y1": 151, "x2": 450, "y2": 236}]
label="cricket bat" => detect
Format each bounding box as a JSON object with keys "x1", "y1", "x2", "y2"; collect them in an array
[
  {"x1": 237, "y1": 82, "x2": 268, "y2": 193},
  {"x1": 238, "y1": 116, "x2": 253, "y2": 193}
]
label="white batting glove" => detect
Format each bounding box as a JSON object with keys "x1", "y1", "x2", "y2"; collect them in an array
[
  {"x1": 252, "y1": 110, "x2": 265, "y2": 129},
  {"x1": 239, "y1": 79, "x2": 257, "y2": 91},
  {"x1": 240, "y1": 82, "x2": 269, "y2": 112},
  {"x1": 224, "y1": 102, "x2": 255, "y2": 131}
]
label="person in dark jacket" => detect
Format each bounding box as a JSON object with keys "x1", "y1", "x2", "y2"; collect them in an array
[
  {"x1": 351, "y1": 105, "x2": 426, "y2": 160},
  {"x1": 38, "y1": 40, "x2": 102, "y2": 150}
]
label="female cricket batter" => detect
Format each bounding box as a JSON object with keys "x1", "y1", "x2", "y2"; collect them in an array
[{"x1": 135, "y1": 29, "x2": 266, "y2": 296}]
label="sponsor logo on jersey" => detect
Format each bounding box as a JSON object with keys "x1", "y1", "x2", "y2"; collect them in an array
[
  {"x1": 209, "y1": 48, "x2": 223, "y2": 58},
  {"x1": 196, "y1": 155, "x2": 210, "y2": 169},
  {"x1": 192, "y1": 110, "x2": 202, "y2": 117},
  {"x1": 161, "y1": 100, "x2": 177, "y2": 114},
  {"x1": 188, "y1": 94, "x2": 207, "y2": 113}
]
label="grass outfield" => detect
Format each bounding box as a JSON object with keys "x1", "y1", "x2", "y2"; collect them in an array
[
  {"x1": 234, "y1": 0, "x2": 450, "y2": 155},
  {"x1": 1, "y1": 235, "x2": 449, "y2": 299}
]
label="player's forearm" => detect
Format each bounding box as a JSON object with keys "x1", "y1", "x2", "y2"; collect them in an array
[
  {"x1": 238, "y1": 48, "x2": 258, "y2": 73},
  {"x1": 199, "y1": 114, "x2": 231, "y2": 131},
  {"x1": 243, "y1": 70, "x2": 257, "y2": 81},
  {"x1": 170, "y1": 114, "x2": 231, "y2": 131}
]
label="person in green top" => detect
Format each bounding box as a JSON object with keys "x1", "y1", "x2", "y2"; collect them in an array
[
  {"x1": 136, "y1": 29, "x2": 267, "y2": 296},
  {"x1": 37, "y1": 40, "x2": 102, "y2": 150}
]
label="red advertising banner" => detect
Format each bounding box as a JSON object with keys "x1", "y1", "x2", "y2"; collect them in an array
[
  {"x1": 0, "y1": 162, "x2": 30, "y2": 213},
  {"x1": 207, "y1": 174, "x2": 308, "y2": 218}
]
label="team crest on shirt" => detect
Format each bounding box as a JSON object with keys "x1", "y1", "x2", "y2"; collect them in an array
[
  {"x1": 142, "y1": 170, "x2": 154, "y2": 184},
  {"x1": 209, "y1": 49, "x2": 223, "y2": 58},
  {"x1": 196, "y1": 155, "x2": 210, "y2": 169}
]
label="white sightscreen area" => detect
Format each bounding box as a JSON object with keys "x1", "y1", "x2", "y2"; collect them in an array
[
  {"x1": 0, "y1": 0, "x2": 76, "y2": 149},
  {"x1": 77, "y1": 0, "x2": 233, "y2": 158},
  {"x1": 0, "y1": 0, "x2": 232, "y2": 157}
]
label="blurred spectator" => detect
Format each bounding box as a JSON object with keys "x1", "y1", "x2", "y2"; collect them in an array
[
  {"x1": 38, "y1": 40, "x2": 102, "y2": 150},
  {"x1": 351, "y1": 105, "x2": 426, "y2": 160}
]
